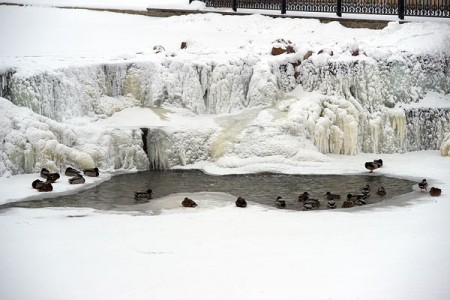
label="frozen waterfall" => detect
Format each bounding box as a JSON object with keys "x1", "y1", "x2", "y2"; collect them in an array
[{"x1": 1, "y1": 51, "x2": 449, "y2": 176}]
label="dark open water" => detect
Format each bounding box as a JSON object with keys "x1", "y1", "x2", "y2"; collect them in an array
[{"x1": 1, "y1": 170, "x2": 415, "y2": 212}]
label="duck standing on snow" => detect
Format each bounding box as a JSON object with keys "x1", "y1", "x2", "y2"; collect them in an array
[
  {"x1": 365, "y1": 162, "x2": 379, "y2": 173},
  {"x1": 84, "y1": 167, "x2": 99, "y2": 177},
  {"x1": 418, "y1": 179, "x2": 428, "y2": 191},
  {"x1": 32, "y1": 179, "x2": 46, "y2": 189},
  {"x1": 68, "y1": 175, "x2": 86, "y2": 184},
  {"x1": 374, "y1": 159, "x2": 383, "y2": 168},
  {"x1": 182, "y1": 197, "x2": 197, "y2": 207},
  {"x1": 235, "y1": 196, "x2": 247, "y2": 208},
  {"x1": 429, "y1": 187, "x2": 442, "y2": 197},
  {"x1": 65, "y1": 167, "x2": 81, "y2": 177},
  {"x1": 275, "y1": 196, "x2": 286, "y2": 208},
  {"x1": 134, "y1": 189, "x2": 153, "y2": 200},
  {"x1": 37, "y1": 182, "x2": 53, "y2": 192}
]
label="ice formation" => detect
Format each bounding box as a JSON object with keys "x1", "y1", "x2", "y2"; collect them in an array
[{"x1": 1, "y1": 47, "x2": 449, "y2": 176}]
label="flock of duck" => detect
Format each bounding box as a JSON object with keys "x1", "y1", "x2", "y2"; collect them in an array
[
  {"x1": 134, "y1": 158, "x2": 442, "y2": 210},
  {"x1": 31, "y1": 158, "x2": 442, "y2": 210},
  {"x1": 31, "y1": 167, "x2": 99, "y2": 192}
]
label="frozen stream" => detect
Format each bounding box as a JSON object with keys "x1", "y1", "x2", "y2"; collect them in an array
[{"x1": 0, "y1": 170, "x2": 415, "y2": 212}]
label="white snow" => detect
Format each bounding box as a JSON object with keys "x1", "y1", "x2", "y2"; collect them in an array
[{"x1": 0, "y1": 2, "x2": 450, "y2": 300}]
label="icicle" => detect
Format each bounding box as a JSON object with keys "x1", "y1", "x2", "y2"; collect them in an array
[
  {"x1": 147, "y1": 129, "x2": 171, "y2": 170},
  {"x1": 390, "y1": 109, "x2": 406, "y2": 150},
  {"x1": 369, "y1": 117, "x2": 382, "y2": 153},
  {"x1": 314, "y1": 117, "x2": 330, "y2": 153}
]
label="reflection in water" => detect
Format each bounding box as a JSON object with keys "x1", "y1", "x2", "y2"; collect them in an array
[{"x1": 1, "y1": 170, "x2": 415, "y2": 212}]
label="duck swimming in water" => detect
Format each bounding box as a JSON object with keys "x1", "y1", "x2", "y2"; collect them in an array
[
  {"x1": 325, "y1": 192, "x2": 340, "y2": 201},
  {"x1": 361, "y1": 184, "x2": 370, "y2": 196},
  {"x1": 65, "y1": 167, "x2": 81, "y2": 177},
  {"x1": 84, "y1": 167, "x2": 99, "y2": 177},
  {"x1": 298, "y1": 192, "x2": 310, "y2": 202},
  {"x1": 275, "y1": 196, "x2": 286, "y2": 208},
  {"x1": 418, "y1": 179, "x2": 428, "y2": 191},
  {"x1": 182, "y1": 197, "x2": 197, "y2": 207},
  {"x1": 304, "y1": 198, "x2": 320, "y2": 210},
  {"x1": 134, "y1": 189, "x2": 153, "y2": 200},
  {"x1": 377, "y1": 187, "x2": 386, "y2": 196},
  {"x1": 68, "y1": 175, "x2": 85, "y2": 184},
  {"x1": 327, "y1": 199, "x2": 337, "y2": 209},
  {"x1": 235, "y1": 196, "x2": 247, "y2": 208}
]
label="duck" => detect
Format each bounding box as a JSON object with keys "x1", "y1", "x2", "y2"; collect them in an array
[
  {"x1": 68, "y1": 175, "x2": 86, "y2": 184},
  {"x1": 342, "y1": 199, "x2": 354, "y2": 208},
  {"x1": 377, "y1": 187, "x2": 386, "y2": 196},
  {"x1": 40, "y1": 168, "x2": 50, "y2": 178},
  {"x1": 418, "y1": 179, "x2": 428, "y2": 191},
  {"x1": 303, "y1": 202, "x2": 313, "y2": 211},
  {"x1": 327, "y1": 199, "x2": 337, "y2": 209},
  {"x1": 37, "y1": 182, "x2": 53, "y2": 192},
  {"x1": 429, "y1": 187, "x2": 442, "y2": 197},
  {"x1": 32, "y1": 179, "x2": 46, "y2": 189},
  {"x1": 304, "y1": 198, "x2": 320, "y2": 210},
  {"x1": 45, "y1": 172, "x2": 60, "y2": 183},
  {"x1": 347, "y1": 193, "x2": 366, "y2": 201},
  {"x1": 325, "y1": 192, "x2": 340, "y2": 201},
  {"x1": 235, "y1": 196, "x2": 247, "y2": 208},
  {"x1": 298, "y1": 192, "x2": 310, "y2": 202},
  {"x1": 365, "y1": 162, "x2": 379, "y2": 173},
  {"x1": 374, "y1": 159, "x2": 383, "y2": 168},
  {"x1": 275, "y1": 196, "x2": 286, "y2": 208},
  {"x1": 83, "y1": 167, "x2": 99, "y2": 177},
  {"x1": 134, "y1": 189, "x2": 153, "y2": 200},
  {"x1": 355, "y1": 195, "x2": 367, "y2": 206},
  {"x1": 182, "y1": 197, "x2": 197, "y2": 207},
  {"x1": 65, "y1": 167, "x2": 81, "y2": 177},
  {"x1": 361, "y1": 184, "x2": 370, "y2": 196}
]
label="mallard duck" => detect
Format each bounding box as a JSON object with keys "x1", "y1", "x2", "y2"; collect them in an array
[
  {"x1": 303, "y1": 202, "x2": 313, "y2": 211},
  {"x1": 298, "y1": 192, "x2": 310, "y2": 202},
  {"x1": 40, "y1": 168, "x2": 50, "y2": 178},
  {"x1": 134, "y1": 189, "x2": 153, "y2": 200},
  {"x1": 32, "y1": 179, "x2": 46, "y2": 189},
  {"x1": 342, "y1": 200, "x2": 354, "y2": 208},
  {"x1": 365, "y1": 162, "x2": 379, "y2": 173},
  {"x1": 68, "y1": 175, "x2": 85, "y2": 184},
  {"x1": 374, "y1": 159, "x2": 383, "y2": 168},
  {"x1": 325, "y1": 192, "x2": 340, "y2": 201},
  {"x1": 327, "y1": 199, "x2": 337, "y2": 209},
  {"x1": 235, "y1": 196, "x2": 247, "y2": 208},
  {"x1": 377, "y1": 187, "x2": 386, "y2": 196},
  {"x1": 275, "y1": 196, "x2": 286, "y2": 208},
  {"x1": 304, "y1": 198, "x2": 320, "y2": 209},
  {"x1": 355, "y1": 196, "x2": 367, "y2": 206},
  {"x1": 182, "y1": 197, "x2": 197, "y2": 207},
  {"x1": 347, "y1": 193, "x2": 366, "y2": 201},
  {"x1": 418, "y1": 179, "x2": 428, "y2": 191},
  {"x1": 361, "y1": 184, "x2": 370, "y2": 196},
  {"x1": 45, "y1": 173, "x2": 60, "y2": 183},
  {"x1": 65, "y1": 167, "x2": 81, "y2": 177},
  {"x1": 37, "y1": 182, "x2": 53, "y2": 192},
  {"x1": 84, "y1": 167, "x2": 99, "y2": 177},
  {"x1": 429, "y1": 187, "x2": 441, "y2": 197}
]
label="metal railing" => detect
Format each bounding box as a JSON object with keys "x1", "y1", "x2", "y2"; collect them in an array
[{"x1": 191, "y1": 0, "x2": 450, "y2": 18}]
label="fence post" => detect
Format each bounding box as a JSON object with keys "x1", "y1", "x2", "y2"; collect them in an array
[
  {"x1": 281, "y1": 0, "x2": 286, "y2": 14},
  {"x1": 232, "y1": 0, "x2": 237, "y2": 12},
  {"x1": 398, "y1": 0, "x2": 405, "y2": 20},
  {"x1": 336, "y1": 0, "x2": 342, "y2": 17}
]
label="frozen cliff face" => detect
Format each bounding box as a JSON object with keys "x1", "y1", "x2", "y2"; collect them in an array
[
  {"x1": 0, "y1": 97, "x2": 148, "y2": 177},
  {"x1": 1, "y1": 49, "x2": 450, "y2": 175}
]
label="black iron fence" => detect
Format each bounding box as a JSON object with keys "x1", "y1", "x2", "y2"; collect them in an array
[{"x1": 191, "y1": 0, "x2": 449, "y2": 18}]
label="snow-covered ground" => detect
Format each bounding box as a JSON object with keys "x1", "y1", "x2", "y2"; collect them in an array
[{"x1": 1, "y1": 2, "x2": 450, "y2": 300}]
